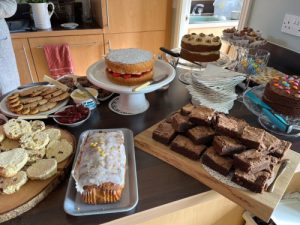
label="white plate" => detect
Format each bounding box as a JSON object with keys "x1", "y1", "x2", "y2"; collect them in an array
[
  {"x1": 60, "y1": 23, "x2": 79, "y2": 29},
  {"x1": 87, "y1": 60, "x2": 176, "y2": 94},
  {"x1": 0, "y1": 85, "x2": 69, "y2": 118},
  {"x1": 64, "y1": 128, "x2": 138, "y2": 216}
]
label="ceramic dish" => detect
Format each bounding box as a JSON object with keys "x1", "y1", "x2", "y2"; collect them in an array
[
  {"x1": 60, "y1": 23, "x2": 79, "y2": 29},
  {"x1": 53, "y1": 105, "x2": 91, "y2": 127},
  {"x1": 64, "y1": 128, "x2": 139, "y2": 216}
]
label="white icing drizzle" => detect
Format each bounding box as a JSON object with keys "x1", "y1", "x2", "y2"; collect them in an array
[
  {"x1": 182, "y1": 33, "x2": 221, "y2": 46},
  {"x1": 72, "y1": 131, "x2": 126, "y2": 194},
  {"x1": 106, "y1": 48, "x2": 153, "y2": 64}
]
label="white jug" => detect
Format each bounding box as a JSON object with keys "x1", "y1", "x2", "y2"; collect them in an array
[{"x1": 30, "y1": 2, "x2": 55, "y2": 30}]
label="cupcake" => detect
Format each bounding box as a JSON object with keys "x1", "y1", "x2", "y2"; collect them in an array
[
  {"x1": 222, "y1": 27, "x2": 236, "y2": 38},
  {"x1": 233, "y1": 30, "x2": 246, "y2": 40},
  {"x1": 246, "y1": 31, "x2": 258, "y2": 41}
]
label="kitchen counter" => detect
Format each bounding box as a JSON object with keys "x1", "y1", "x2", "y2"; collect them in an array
[{"x1": 2, "y1": 77, "x2": 300, "y2": 225}]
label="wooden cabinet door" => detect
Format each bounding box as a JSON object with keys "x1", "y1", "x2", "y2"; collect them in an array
[
  {"x1": 102, "y1": 0, "x2": 172, "y2": 33},
  {"x1": 12, "y1": 39, "x2": 39, "y2": 85},
  {"x1": 104, "y1": 31, "x2": 166, "y2": 56},
  {"x1": 28, "y1": 35, "x2": 104, "y2": 80}
]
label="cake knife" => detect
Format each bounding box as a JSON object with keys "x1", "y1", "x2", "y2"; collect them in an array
[{"x1": 132, "y1": 74, "x2": 169, "y2": 92}]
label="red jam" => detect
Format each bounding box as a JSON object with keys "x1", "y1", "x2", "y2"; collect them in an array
[{"x1": 55, "y1": 105, "x2": 89, "y2": 124}]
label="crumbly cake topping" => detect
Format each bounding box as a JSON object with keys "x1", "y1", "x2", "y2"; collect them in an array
[
  {"x1": 72, "y1": 131, "x2": 126, "y2": 194},
  {"x1": 106, "y1": 48, "x2": 153, "y2": 65},
  {"x1": 181, "y1": 33, "x2": 221, "y2": 46},
  {"x1": 270, "y1": 75, "x2": 300, "y2": 98}
]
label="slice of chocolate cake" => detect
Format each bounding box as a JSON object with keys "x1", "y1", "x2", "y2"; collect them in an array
[
  {"x1": 269, "y1": 140, "x2": 291, "y2": 159},
  {"x1": 181, "y1": 104, "x2": 194, "y2": 116},
  {"x1": 213, "y1": 135, "x2": 246, "y2": 156},
  {"x1": 189, "y1": 106, "x2": 215, "y2": 126},
  {"x1": 232, "y1": 169, "x2": 271, "y2": 193},
  {"x1": 152, "y1": 121, "x2": 177, "y2": 145},
  {"x1": 187, "y1": 126, "x2": 215, "y2": 145},
  {"x1": 170, "y1": 135, "x2": 206, "y2": 160},
  {"x1": 214, "y1": 114, "x2": 249, "y2": 138},
  {"x1": 202, "y1": 147, "x2": 233, "y2": 176},
  {"x1": 259, "y1": 132, "x2": 281, "y2": 154},
  {"x1": 240, "y1": 126, "x2": 265, "y2": 149},
  {"x1": 171, "y1": 113, "x2": 193, "y2": 132},
  {"x1": 233, "y1": 149, "x2": 275, "y2": 173}
]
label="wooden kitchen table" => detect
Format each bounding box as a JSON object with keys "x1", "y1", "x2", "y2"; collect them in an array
[{"x1": 3, "y1": 77, "x2": 300, "y2": 225}]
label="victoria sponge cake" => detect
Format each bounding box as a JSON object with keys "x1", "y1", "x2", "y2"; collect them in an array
[{"x1": 105, "y1": 48, "x2": 154, "y2": 86}]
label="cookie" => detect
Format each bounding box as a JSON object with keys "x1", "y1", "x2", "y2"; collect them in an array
[
  {"x1": 42, "y1": 128, "x2": 61, "y2": 140},
  {"x1": 21, "y1": 108, "x2": 30, "y2": 115},
  {"x1": 8, "y1": 97, "x2": 20, "y2": 104},
  {"x1": 8, "y1": 100, "x2": 21, "y2": 108},
  {"x1": 41, "y1": 87, "x2": 59, "y2": 96},
  {"x1": 20, "y1": 131, "x2": 50, "y2": 150},
  {"x1": 49, "y1": 92, "x2": 70, "y2": 103},
  {"x1": 37, "y1": 102, "x2": 57, "y2": 112},
  {"x1": 0, "y1": 171, "x2": 28, "y2": 194},
  {"x1": 44, "y1": 90, "x2": 63, "y2": 99},
  {"x1": 19, "y1": 87, "x2": 42, "y2": 97},
  {"x1": 30, "y1": 90, "x2": 43, "y2": 97},
  {"x1": 7, "y1": 93, "x2": 19, "y2": 101},
  {"x1": 10, "y1": 104, "x2": 24, "y2": 113},
  {"x1": 23, "y1": 101, "x2": 39, "y2": 109},
  {"x1": 38, "y1": 99, "x2": 48, "y2": 106},
  {"x1": 20, "y1": 96, "x2": 43, "y2": 104},
  {"x1": 46, "y1": 139, "x2": 73, "y2": 163},
  {"x1": 29, "y1": 108, "x2": 39, "y2": 115}
]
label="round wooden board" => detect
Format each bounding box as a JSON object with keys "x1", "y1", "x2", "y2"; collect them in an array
[{"x1": 0, "y1": 127, "x2": 76, "y2": 223}]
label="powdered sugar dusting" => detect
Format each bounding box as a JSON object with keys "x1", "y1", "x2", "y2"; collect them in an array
[{"x1": 106, "y1": 48, "x2": 153, "y2": 64}]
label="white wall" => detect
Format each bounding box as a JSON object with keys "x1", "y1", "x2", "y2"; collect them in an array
[{"x1": 248, "y1": 0, "x2": 300, "y2": 53}]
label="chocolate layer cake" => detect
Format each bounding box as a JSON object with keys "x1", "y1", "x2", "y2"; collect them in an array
[
  {"x1": 232, "y1": 169, "x2": 271, "y2": 193},
  {"x1": 171, "y1": 113, "x2": 193, "y2": 132},
  {"x1": 202, "y1": 147, "x2": 233, "y2": 176},
  {"x1": 152, "y1": 121, "x2": 177, "y2": 145},
  {"x1": 189, "y1": 106, "x2": 215, "y2": 126},
  {"x1": 214, "y1": 114, "x2": 248, "y2": 138},
  {"x1": 213, "y1": 135, "x2": 246, "y2": 156},
  {"x1": 263, "y1": 76, "x2": 300, "y2": 117},
  {"x1": 170, "y1": 135, "x2": 206, "y2": 160},
  {"x1": 233, "y1": 149, "x2": 275, "y2": 173},
  {"x1": 187, "y1": 126, "x2": 215, "y2": 145},
  {"x1": 240, "y1": 126, "x2": 265, "y2": 149}
]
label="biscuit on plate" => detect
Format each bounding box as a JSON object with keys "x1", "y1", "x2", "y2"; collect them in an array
[
  {"x1": 46, "y1": 139, "x2": 73, "y2": 163},
  {"x1": 20, "y1": 96, "x2": 43, "y2": 104},
  {"x1": 37, "y1": 102, "x2": 57, "y2": 112},
  {"x1": 7, "y1": 93, "x2": 19, "y2": 100},
  {"x1": 42, "y1": 128, "x2": 61, "y2": 140},
  {"x1": 0, "y1": 171, "x2": 28, "y2": 194},
  {"x1": 0, "y1": 148, "x2": 28, "y2": 177},
  {"x1": 20, "y1": 131, "x2": 49, "y2": 150},
  {"x1": 26, "y1": 159, "x2": 57, "y2": 180},
  {"x1": 48, "y1": 92, "x2": 70, "y2": 103},
  {"x1": 3, "y1": 119, "x2": 32, "y2": 140}
]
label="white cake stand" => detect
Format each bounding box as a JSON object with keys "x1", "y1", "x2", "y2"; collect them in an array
[{"x1": 87, "y1": 60, "x2": 176, "y2": 115}]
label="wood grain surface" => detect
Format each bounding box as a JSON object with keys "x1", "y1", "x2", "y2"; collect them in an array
[
  {"x1": 135, "y1": 120, "x2": 300, "y2": 222},
  {"x1": 0, "y1": 127, "x2": 76, "y2": 223}
]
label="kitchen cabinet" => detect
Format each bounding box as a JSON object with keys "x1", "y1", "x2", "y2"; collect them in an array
[
  {"x1": 104, "y1": 31, "x2": 166, "y2": 55},
  {"x1": 28, "y1": 34, "x2": 104, "y2": 81},
  {"x1": 12, "y1": 39, "x2": 39, "y2": 85}
]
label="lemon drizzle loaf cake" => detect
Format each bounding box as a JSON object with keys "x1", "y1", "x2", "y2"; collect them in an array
[
  {"x1": 105, "y1": 48, "x2": 154, "y2": 86},
  {"x1": 72, "y1": 131, "x2": 126, "y2": 204},
  {"x1": 180, "y1": 33, "x2": 222, "y2": 62}
]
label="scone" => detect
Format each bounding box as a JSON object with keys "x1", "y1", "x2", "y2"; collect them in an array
[
  {"x1": 20, "y1": 131, "x2": 50, "y2": 150},
  {"x1": 26, "y1": 148, "x2": 46, "y2": 164},
  {"x1": 0, "y1": 126, "x2": 5, "y2": 143},
  {"x1": 105, "y1": 48, "x2": 154, "y2": 86},
  {"x1": 0, "y1": 148, "x2": 28, "y2": 177},
  {"x1": 30, "y1": 120, "x2": 46, "y2": 132},
  {"x1": 0, "y1": 138, "x2": 20, "y2": 152},
  {"x1": 42, "y1": 128, "x2": 61, "y2": 140},
  {"x1": 0, "y1": 171, "x2": 28, "y2": 194},
  {"x1": 46, "y1": 139, "x2": 73, "y2": 163},
  {"x1": 26, "y1": 159, "x2": 57, "y2": 180},
  {"x1": 3, "y1": 119, "x2": 32, "y2": 140}
]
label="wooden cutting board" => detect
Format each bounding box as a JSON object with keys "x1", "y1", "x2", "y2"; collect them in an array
[
  {"x1": 135, "y1": 121, "x2": 300, "y2": 222},
  {"x1": 0, "y1": 127, "x2": 76, "y2": 223}
]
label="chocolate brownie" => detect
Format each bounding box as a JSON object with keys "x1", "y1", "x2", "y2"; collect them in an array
[
  {"x1": 181, "y1": 104, "x2": 194, "y2": 116},
  {"x1": 213, "y1": 135, "x2": 246, "y2": 156},
  {"x1": 214, "y1": 114, "x2": 248, "y2": 138},
  {"x1": 171, "y1": 113, "x2": 193, "y2": 132},
  {"x1": 170, "y1": 135, "x2": 206, "y2": 160},
  {"x1": 269, "y1": 140, "x2": 291, "y2": 159},
  {"x1": 232, "y1": 169, "x2": 271, "y2": 193},
  {"x1": 152, "y1": 121, "x2": 177, "y2": 145},
  {"x1": 233, "y1": 149, "x2": 275, "y2": 173},
  {"x1": 187, "y1": 126, "x2": 215, "y2": 145},
  {"x1": 259, "y1": 132, "x2": 281, "y2": 154},
  {"x1": 240, "y1": 126, "x2": 265, "y2": 149},
  {"x1": 202, "y1": 147, "x2": 233, "y2": 176},
  {"x1": 189, "y1": 106, "x2": 215, "y2": 126},
  {"x1": 165, "y1": 112, "x2": 177, "y2": 123}
]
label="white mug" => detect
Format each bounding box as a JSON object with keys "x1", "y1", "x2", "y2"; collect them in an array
[{"x1": 30, "y1": 2, "x2": 55, "y2": 30}]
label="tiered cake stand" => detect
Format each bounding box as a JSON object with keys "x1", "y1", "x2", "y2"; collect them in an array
[{"x1": 87, "y1": 60, "x2": 176, "y2": 115}]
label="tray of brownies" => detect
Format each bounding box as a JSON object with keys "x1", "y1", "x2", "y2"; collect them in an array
[{"x1": 135, "y1": 104, "x2": 300, "y2": 222}]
